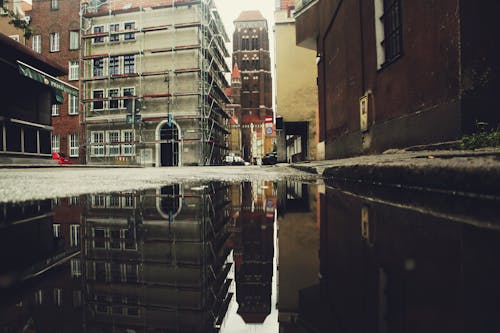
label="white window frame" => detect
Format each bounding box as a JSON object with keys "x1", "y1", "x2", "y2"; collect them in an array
[
  {"x1": 92, "y1": 89, "x2": 104, "y2": 111},
  {"x1": 53, "y1": 224, "x2": 61, "y2": 237},
  {"x1": 51, "y1": 134, "x2": 60, "y2": 152},
  {"x1": 69, "y1": 30, "x2": 79, "y2": 50},
  {"x1": 53, "y1": 288, "x2": 62, "y2": 306},
  {"x1": 68, "y1": 95, "x2": 78, "y2": 115},
  {"x1": 123, "y1": 22, "x2": 136, "y2": 40},
  {"x1": 107, "y1": 130, "x2": 121, "y2": 156},
  {"x1": 69, "y1": 133, "x2": 79, "y2": 157},
  {"x1": 93, "y1": 57, "x2": 105, "y2": 77},
  {"x1": 91, "y1": 131, "x2": 104, "y2": 156},
  {"x1": 93, "y1": 25, "x2": 104, "y2": 44},
  {"x1": 51, "y1": 0, "x2": 59, "y2": 10},
  {"x1": 9, "y1": 35, "x2": 20, "y2": 42},
  {"x1": 70, "y1": 224, "x2": 80, "y2": 247},
  {"x1": 52, "y1": 104, "x2": 60, "y2": 116},
  {"x1": 109, "y1": 23, "x2": 120, "y2": 42},
  {"x1": 108, "y1": 88, "x2": 120, "y2": 109},
  {"x1": 50, "y1": 32, "x2": 60, "y2": 52},
  {"x1": 108, "y1": 55, "x2": 120, "y2": 76},
  {"x1": 121, "y1": 130, "x2": 135, "y2": 156},
  {"x1": 68, "y1": 60, "x2": 79, "y2": 81},
  {"x1": 123, "y1": 55, "x2": 135, "y2": 74},
  {"x1": 32, "y1": 34, "x2": 41, "y2": 53}
]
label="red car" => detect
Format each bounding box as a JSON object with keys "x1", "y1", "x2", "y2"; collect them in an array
[{"x1": 52, "y1": 152, "x2": 73, "y2": 165}]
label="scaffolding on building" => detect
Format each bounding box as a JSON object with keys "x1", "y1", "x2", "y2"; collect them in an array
[{"x1": 80, "y1": 0, "x2": 231, "y2": 166}]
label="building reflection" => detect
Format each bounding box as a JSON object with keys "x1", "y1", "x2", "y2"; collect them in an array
[
  {"x1": 82, "y1": 183, "x2": 233, "y2": 332},
  {"x1": 0, "y1": 197, "x2": 83, "y2": 332},
  {"x1": 275, "y1": 182, "x2": 320, "y2": 332},
  {"x1": 299, "y1": 185, "x2": 500, "y2": 333},
  {"x1": 227, "y1": 181, "x2": 276, "y2": 324}
]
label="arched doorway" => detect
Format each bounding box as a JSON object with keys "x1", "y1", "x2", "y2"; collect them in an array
[{"x1": 159, "y1": 122, "x2": 179, "y2": 166}]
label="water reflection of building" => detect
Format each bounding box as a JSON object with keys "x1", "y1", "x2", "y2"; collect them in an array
[
  {"x1": 0, "y1": 197, "x2": 83, "y2": 332},
  {"x1": 275, "y1": 182, "x2": 320, "y2": 332},
  {"x1": 228, "y1": 181, "x2": 275, "y2": 324},
  {"x1": 82, "y1": 183, "x2": 233, "y2": 332},
  {"x1": 308, "y1": 186, "x2": 500, "y2": 333}
]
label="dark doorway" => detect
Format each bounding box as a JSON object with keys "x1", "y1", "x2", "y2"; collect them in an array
[
  {"x1": 285, "y1": 121, "x2": 308, "y2": 162},
  {"x1": 160, "y1": 123, "x2": 179, "y2": 166}
]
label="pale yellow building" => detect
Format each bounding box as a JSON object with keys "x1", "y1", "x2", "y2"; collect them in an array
[{"x1": 274, "y1": 6, "x2": 322, "y2": 161}]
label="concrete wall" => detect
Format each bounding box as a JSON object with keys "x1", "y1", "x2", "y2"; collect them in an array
[{"x1": 274, "y1": 9, "x2": 319, "y2": 161}]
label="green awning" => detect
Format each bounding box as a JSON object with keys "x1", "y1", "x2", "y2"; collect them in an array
[
  {"x1": 52, "y1": 89, "x2": 64, "y2": 104},
  {"x1": 17, "y1": 61, "x2": 78, "y2": 96}
]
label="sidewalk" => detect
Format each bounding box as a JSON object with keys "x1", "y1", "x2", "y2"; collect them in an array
[{"x1": 291, "y1": 148, "x2": 500, "y2": 197}]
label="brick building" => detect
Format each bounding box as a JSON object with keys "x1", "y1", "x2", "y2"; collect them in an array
[
  {"x1": 29, "y1": 0, "x2": 82, "y2": 163},
  {"x1": 233, "y1": 11, "x2": 274, "y2": 163},
  {"x1": 0, "y1": 0, "x2": 31, "y2": 45},
  {"x1": 295, "y1": 0, "x2": 500, "y2": 158}
]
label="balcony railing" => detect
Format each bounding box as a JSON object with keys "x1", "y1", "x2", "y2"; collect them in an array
[{"x1": 294, "y1": 0, "x2": 318, "y2": 17}]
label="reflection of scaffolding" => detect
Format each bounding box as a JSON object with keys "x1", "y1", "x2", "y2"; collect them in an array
[
  {"x1": 80, "y1": 0, "x2": 231, "y2": 166},
  {"x1": 81, "y1": 183, "x2": 233, "y2": 331}
]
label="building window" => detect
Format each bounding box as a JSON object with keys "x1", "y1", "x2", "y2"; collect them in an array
[
  {"x1": 122, "y1": 130, "x2": 135, "y2": 156},
  {"x1": 124, "y1": 22, "x2": 135, "y2": 40},
  {"x1": 69, "y1": 30, "x2": 79, "y2": 50},
  {"x1": 93, "y1": 26, "x2": 104, "y2": 43},
  {"x1": 251, "y1": 36, "x2": 259, "y2": 49},
  {"x1": 93, "y1": 58, "x2": 104, "y2": 76},
  {"x1": 91, "y1": 131, "x2": 104, "y2": 156},
  {"x1": 53, "y1": 288, "x2": 62, "y2": 306},
  {"x1": 241, "y1": 36, "x2": 249, "y2": 50},
  {"x1": 32, "y1": 34, "x2": 41, "y2": 53},
  {"x1": 123, "y1": 55, "x2": 135, "y2": 74},
  {"x1": 68, "y1": 95, "x2": 78, "y2": 115},
  {"x1": 109, "y1": 55, "x2": 119, "y2": 75},
  {"x1": 51, "y1": 0, "x2": 59, "y2": 10},
  {"x1": 110, "y1": 23, "x2": 120, "y2": 42},
  {"x1": 108, "y1": 89, "x2": 120, "y2": 109},
  {"x1": 50, "y1": 32, "x2": 60, "y2": 52},
  {"x1": 73, "y1": 290, "x2": 82, "y2": 307},
  {"x1": 107, "y1": 131, "x2": 120, "y2": 156},
  {"x1": 9, "y1": 34, "x2": 19, "y2": 42},
  {"x1": 68, "y1": 60, "x2": 79, "y2": 80},
  {"x1": 52, "y1": 104, "x2": 60, "y2": 116},
  {"x1": 92, "y1": 90, "x2": 104, "y2": 110},
  {"x1": 53, "y1": 224, "x2": 61, "y2": 237},
  {"x1": 51, "y1": 134, "x2": 60, "y2": 152},
  {"x1": 69, "y1": 133, "x2": 79, "y2": 157},
  {"x1": 70, "y1": 224, "x2": 80, "y2": 247},
  {"x1": 252, "y1": 58, "x2": 260, "y2": 70},
  {"x1": 376, "y1": 0, "x2": 403, "y2": 68},
  {"x1": 35, "y1": 290, "x2": 43, "y2": 305}
]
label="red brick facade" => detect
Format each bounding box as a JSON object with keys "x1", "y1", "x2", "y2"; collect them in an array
[
  {"x1": 233, "y1": 11, "x2": 273, "y2": 162},
  {"x1": 296, "y1": 0, "x2": 500, "y2": 158},
  {"x1": 30, "y1": 0, "x2": 83, "y2": 163}
]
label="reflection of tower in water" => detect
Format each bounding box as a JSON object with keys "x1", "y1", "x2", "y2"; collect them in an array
[
  {"x1": 82, "y1": 183, "x2": 233, "y2": 332},
  {"x1": 232, "y1": 182, "x2": 275, "y2": 324}
]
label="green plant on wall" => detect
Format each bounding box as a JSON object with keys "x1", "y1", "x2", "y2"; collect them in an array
[
  {"x1": 460, "y1": 122, "x2": 500, "y2": 150},
  {"x1": 1, "y1": 0, "x2": 33, "y2": 39}
]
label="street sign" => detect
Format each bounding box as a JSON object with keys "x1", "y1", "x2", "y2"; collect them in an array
[
  {"x1": 167, "y1": 114, "x2": 173, "y2": 127},
  {"x1": 266, "y1": 127, "x2": 273, "y2": 135}
]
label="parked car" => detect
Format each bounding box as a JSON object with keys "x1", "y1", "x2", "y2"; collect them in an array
[
  {"x1": 262, "y1": 152, "x2": 277, "y2": 165},
  {"x1": 52, "y1": 152, "x2": 72, "y2": 165},
  {"x1": 224, "y1": 154, "x2": 245, "y2": 165}
]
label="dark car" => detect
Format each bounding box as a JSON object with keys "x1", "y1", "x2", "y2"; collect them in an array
[{"x1": 262, "y1": 152, "x2": 277, "y2": 165}]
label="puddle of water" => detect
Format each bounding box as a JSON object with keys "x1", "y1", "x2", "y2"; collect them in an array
[{"x1": 1, "y1": 181, "x2": 499, "y2": 332}]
